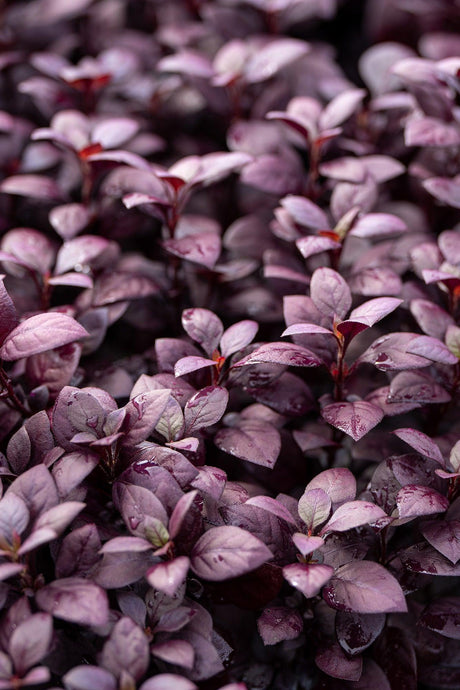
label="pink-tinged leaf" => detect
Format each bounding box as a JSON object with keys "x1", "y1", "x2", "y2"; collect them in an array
[
  {"x1": 245, "y1": 496, "x2": 296, "y2": 525},
  {"x1": 320, "y1": 501, "x2": 387, "y2": 535},
  {"x1": 319, "y1": 157, "x2": 366, "y2": 183},
  {"x1": 409, "y1": 299, "x2": 455, "y2": 340},
  {"x1": 361, "y1": 155, "x2": 405, "y2": 182},
  {"x1": 349, "y1": 266, "x2": 402, "y2": 297},
  {"x1": 439, "y1": 229, "x2": 460, "y2": 265},
  {"x1": 298, "y1": 488, "x2": 332, "y2": 531},
  {"x1": 169, "y1": 491, "x2": 198, "y2": 540},
  {"x1": 349, "y1": 213, "x2": 407, "y2": 238},
  {"x1": 55, "y1": 524, "x2": 101, "y2": 579},
  {"x1": 92, "y1": 271, "x2": 159, "y2": 306},
  {"x1": 184, "y1": 386, "x2": 228, "y2": 433},
  {"x1": 282, "y1": 323, "x2": 334, "y2": 337},
  {"x1": 116, "y1": 483, "x2": 168, "y2": 538},
  {"x1": 63, "y1": 666, "x2": 117, "y2": 690},
  {"x1": 157, "y1": 50, "x2": 214, "y2": 78},
  {"x1": 34, "y1": 501, "x2": 85, "y2": 535},
  {"x1": 319, "y1": 88, "x2": 366, "y2": 131},
  {"x1": 296, "y1": 235, "x2": 341, "y2": 260},
  {"x1": 7, "y1": 464, "x2": 59, "y2": 519},
  {"x1": 139, "y1": 674, "x2": 197, "y2": 690},
  {"x1": 1, "y1": 228, "x2": 55, "y2": 274},
  {"x1": 422, "y1": 268, "x2": 460, "y2": 286},
  {"x1": 0, "y1": 280, "x2": 18, "y2": 345},
  {"x1": 220, "y1": 320, "x2": 258, "y2": 358},
  {"x1": 122, "y1": 389, "x2": 171, "y2": 445},
  {"x1": 322, "y1": 401, "x2": 383, "y2": 442},
  {"x1": 257, "y1": 606, "x2": 303, "y2": 645},
  {"x1": 0, "y1": 174, "x2": 63, "y2": 201},
  {"x1": 406, "y1": 335, "x2": 458, "y2": 365},
  {"x1": 292, "y1": 533, "x2": 325, "y2": 557},
  {"x1": 396, "y1": 485, "x2": 449, "y2": 519},
  {"x1": 420, "y1": 598, "x2": 460, "y2": 640},
  {"x1": 0, "y1": 563, "x2": 24, "y2": 581},
  {"x1": 99, "y1": 536, "x2": 152, "y2": 553},
  {"x1": 323, "y1": 561, "x2": 407, "y2": 613},
  {"x1": 181, "y1": 308, "x2": 223, "y2": 356},
  {"x1": 174, "y1": 356, "x2": 217, "y2": 378},
  {"x1": 392, "y1": 428, "x2": 444, "y2": 465},
  {"x1": 36, "y1": 577, "x2": 109, "y2": 626},
  {"x1": 386, "y1": 370, "x2": 451, "y2": 408},
  {"x1": 152, "y1": 639, "x2": 195, "y2": 670},
  {"x1": 336, "y1": 611, "x2": 386, "y2": 656},
  {"x1": 0, "y1": 492, "x2": 29, "y2": 539},
  {"x1": 281, "y1": 195, "x2": 329, "y2": 229},
  {"x1": 400, "y1": 542, "x2": 460, "y2": 575},
  {"x1": 190, "y1": 525, "x2": 273, "y2": 581},
  {"x1": 421, "y1": 520, "x2": 460, "y2": 565},
  {"x1": 49, "y1": 203, "x2": 90, "y2": 240},
  {"x1": 48, "y1": 272, "x2": 93, "y2": 288},
  {"x1": 241, "y1": 153, "x2": 301, "y2": 196},
  {"x1": 100, "y1": 616, "x2": 149, "y2": 681},
  {"x1": 17, "y1": 527, "x2": 57, "y2": 556},
  {"x1": 147, "y1": 557, "x2": 190, "y2": 597},
  {"x1": 305, "y1": 468, "x2": 356, "y2": 508},
  {"x1": 264, "y1": 264, "x2": 310, "y2": 285},
  {"x1": 9, "y1": 613, "x2": 53, "y2": 675},
  {"x1": 423, "y1": 176, "x2": 460, "y2": 209},
  {"x1": 91, "y1": 118, "x2": 139, "y2": 149},
  {"x1": 283, "y1": 563, "x2": 333, "y2": 599},
  {"x1": 189, "y1": 152, "x2": 251, "y2": 188},
  {"x1": 55, "y1": 235, "x2": 113, "y2": 275},
  {"x1": 163, "y1": 232, "x2": 221, "y2": 270},
  {"x1": 0, "y1": 313, "x2": 88, "y2": 361},
  {"x1": 315, "y1": 642, "x2": 363, "y2": 681},
  {"x1": 234, "y1": 342, "x2": 323, "y2": 368},
  {"x1": 310, "y1": 267, "x2": 352, "y2": 320},
  {"x1": 245, "y1": 39, "x2": 309, "y2": 83},
  {"x1": 358, "y1": 332, "x2": 432, "y2": 371},
  {"x1": 215, "y1": 421, "x2": 281, "y2": 468},
  {"x1": 85, "y1": 149, "x2": 151, "y2": 170},
  {"x1": 191, "y1": 466, "x2": 226, "y2": 501},
  {"x1": 335, "y1": 320, "x2": 369, "y2": 342},
  {"x1": 405, "y1": 116, "x2": 460, "y2": 147}
]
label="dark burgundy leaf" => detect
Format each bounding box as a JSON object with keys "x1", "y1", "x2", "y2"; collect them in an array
[
  {"x1": 392, "y1": 428, "x2": 444, "y2": 465},
  {"x1": 315, "y1": 642, "x2": 363, "y2": 681},
  {"x1": 421, "y1": 520, "x2": 460, "y2": 565},
  {"x1": 420, "y1": 598, "x2": 460, "y2": 640},
  {"x1": 336, "y1": 611, "x2": 385, "y2": 656},
  {"x1": 257, "y1": 606, "x2": 303, "y2": 645}
]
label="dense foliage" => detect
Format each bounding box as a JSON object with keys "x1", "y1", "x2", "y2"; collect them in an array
[{"x1": 0, "y1": 0, "x2": 459, "y2": 688}]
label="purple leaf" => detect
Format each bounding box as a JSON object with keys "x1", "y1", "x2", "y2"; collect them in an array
[
  {"x1": 215, "y1": 420, "x2": 281, "y2": 468},
  {"x1": 241, "y1": 154, "x2": 301, "y2": 196},
  {"x1": 181, "y1": 308, "x2": 223, "y2": 356},
  {"x1": 320, "y1": 501, "x2": 387, "y2": 535},
  {"x1": 157, "y1": 50, "x2": 214, "y2": 78},
  {"x1": 336, "y1": 611, "x2": 386, "y2": 656},
  {"x1": 1, "y1": 228, "x2": 55, "y2": 274},
  {"x1": 282, "y1": 323, "x2": 334, "y2": 337},
  {"x1": 0, "y1": 280, "x2": 18, "y2": 346},
  {"x1": 146, "y1": 557, "x2": 190, "y2": 597},
  {"x1": 220, "y1": 320, "x2": 258, "y2": 358},
  {"x1": 409, "y1": 299, "x2": 454, "y2": 340},
  {"x1": 349, "y1": 266, "x2": 402, "y2": 297},
  {"x1": 34, "y1": 501, "x2": 85, "y2": 535},
  {"x1": 423, "y1": 176, "x2": 460, "y2": 209},
  {"x1": 93, "y1": 551, "x2": 154, "y2": 589},
  {"x1": 281, "y1": 195, "x2": 329, "y2": 229},
  {"x1": 305, "y1": 468, "x2": 356, "y2": 508},
  {"x1": 319, "y1": 88, "x2": 366, "y2": 131},
  {"x1": 99, "y1": 536, "x2": 152, "y2": 553},
  {"x1": 323, "y1": 561, "x2": 407, "y2": 613},
  {"x1": 49, "y1": 203, "x2": 90, "y2": 240},
  {"x1": 174, "y1": 356, "x2": 217, "y2": 378},
  {"x1": 245, "y1": 496, "x2": 296, "y2": 525},
  {"x1": 122, "y1": 389, "x2": 171, "y2": 445},
  {"x1": 55, "y1": 235, "x2": 114, "y2": 275},
  {"x1": 163, "y1": 232, "x2": 221, "y2": 269},
  {"x1": 56, "y1": 523, "x2": 101, "y2": 578},
  {"x1": 0, "y1": 313, "x2": 88, "y2": 361},
  {"x1": 419, "y1": 598, "x2": 460, "y2": 640},
  {"x1": 396, "y1": 485, "x2": 449, "y2": 519},
  {"x1": 349, "y1": 214, "x2": 407, "y2": 238},
  {"x1": 322, "y1": 401, "x2": 384, "y2": 441},
  {"x1": 315, "y1": 642, "x2": 363, "y2": 681},
  {"x1": 298, "y1": 488, "x2": 332, "y2": 531},
  {"x1": 405, "y1": 116, "x2": 460, "y2": 147},
  {"x1": 9, "y1": 613, "x2": 53, "y2": 676},
  {"x1": 100, "y1": 617, "x2": 149, "y2": 681},
  {"x1": 257, "y1": 606, "x2": 303, "y2": 645},
  {"x1": 348, "y1": 297, "x2": 402, "y2": 326},
  {"x1": 421, "y1": 520, "x2": 460, "y2": 564},
  {"x1": 234, "y1": 342, "x2": 323, "y2": 368},
  {"x1": 151, "y1": 640, "x2": 195, "y2": 669},
  {"x1": 283, "y1": 563, "x2": 333, "y2": 599},
  {"x1": 36, "y1": 577, "x2": 109, "y2": 626},
  {"x1": 310, "y1": 267, "x2": 352, "y2": 320},
  {"x1": 245, "y1": 39, "x2": 309, "y2": 83},
  {"x1": 184, "y1": 386, "x2": 228, "y2": 433},
  {"x1": 7, "y1": 464, "x2": 59, "y2": 519},
  {"x1": 400, "y1": 542, "x2": 460, "y2": 575},
  {"x1": 392, "y1": 428, "x2": 444, "y2": 465},
  {"x1": 296, "y1": 235, "x2": 341, "y2": 259},
  {"x1": 116, "y1": 483, "x2": 168, "y2": 537},
  {"x1": 0, "y1": 493, "x2": 29, "y2": 540},
  {"x1": 139, "y1": 675, "x2": 197, "y2": 690},
  {"x1": 406, "y1": 335, "x2": 458, "y2": 365},
  {"x1": 190, "y1": 525, "x2": 273, "y2": 581},
  {"x1": 359, "y1": 332, "x2": 432, "y2": 371},
  {"x1": 0, "y1": 174, "x2": 63, "y2": 201},
  {"x1": 63, "y1": 666, "x2": 117, "y2": 690}
]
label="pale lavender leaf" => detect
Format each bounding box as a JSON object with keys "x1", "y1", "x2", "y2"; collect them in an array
[
  {"x1": 17, "y1": 527, "x2": 57, "y2": 555},
  {"x1": 190, "y1": 466, "x2": 227, "y2": 501},
  {"x1": 409, "y1": 299, "x2": 454, "y2": 339},
  {"x1": 122, "y1": 389, "x2": 171, "y2": 445},
  {"x1": 349, "y1": 214, "x2": 407, "y2": 238},
  {"x1": 184, "y1": 386, "x2": 228, "y2": 433},
  {"x1": 315, "y1": 642, "x2": 363, "y2": 681},
  {"x1": 439, "y1": 229, "x2": 460, "y2": 265},
  {"x1": 361, "y1": 155, "x2": 405, "y2": 182},
  {"x1": 421, "y1": 520, "x2": 460, "y2": 564},
  {"x1": 215, "y1": 421, "x2": 281, "y2": 468},
  {"x1": 245, "y1": 496, "x2": 296, "y2": 525},
  {"x1": 319, "y1": 88, "x2": 366, "y2": 131},
  {"x1": 9, "y1": 613, "x2": 52, "y2": 675},
  {"x1": 282, "y1": 323, "x2": 334, "y2": 337},
  {"x1": 116, "y1": 483, "x2": 168, "y2": 537},
  {"x1": 167, "y1": 438, "x2": 199, "y2": 452},
  {"x1": 1, "y1": 228, "x2": 55, "y2": 274},
  {"x1": 241, "y1": 154, "x2": 301, "y2": 196},
  {"x1": 0, "y1": 313, "x2": 88, "y2": 361},
  {"x1": 146, "y1": 557, "x2": 190, "y2": 597},
  {"x1": 0, "y1": 174, "x2": 63, "y2": 201},
  {"x1": 181, "y1": 308, "x2": 223, "y2": 356},
  {"x1": 349, "y1": 266, "x2": 402, "y2": 297},
  {"x1": 283, "y1": 563, "x2": 333, "y2": 599},
  {"x1": 55, "y1": 523, "x2": 101, "y2": 578},
  {"x1": 296, "y1": 235, "x2": 341, "y2": 259},
  {"x1": 157, "y1": 50, "x2": 214, "y2": 78},
  {"x1": 36, "y1": 577, "x2": 109, "y2": 626},
  {"x1": 52, "y1": 450, "x2": 99, "y2": 497},
  {"x1": 245, "y1": 39, "x2": 309, "y2": 83},
  {"x1": 396, "y1": 485, "x2": 449, "y2": 519},
  {"x1": 63, "y1": 665, "x2": 117, "y2": 690},
  {"x1": 400, "y1": 542, "x2": 460, "y2": 575},
  {"x1": 48, "y1": 272, "x2": 93, "y2": 288},
  {"x1": 405, "y1": 116, "x2": 460, "y2": 147},
  {"x1": 99, "y1": 536, "x2": 152, "y2": 553},
  {"x1": 392, "y1": 428, "x2": 444, "y2": 465},
  {"x1": 0, "y1": 280, "x2": 18, "y2": 345},
  {"x1": 0, "y1": 563, "x2": 24, "y2": 581},
  {"x1": 323, "y1": 561, "x2": 407, "y2": 613},
  {"x1": 305, "y1": 468, "x2": 356, "y2": 508},
  {"x1": 406, "y1": 335, "x2": 458, "y2": 365},
  {"x1": 423, "y1": 176, "x2": 460, "y2": 209},
  {"x1": 0, "y1": 493, "x2": 29, "y2": 540},
  {"x1": 358, "y1": 332, "x2": 432, "y2": 371},
  {"x1": 169, "y1": 491, "x2": 199, "y2": 539},
  {"x1": 310, "y1": 267, "x2": 352, "y2": 319},
  {"x1": 91, "y1": 118, "x2": 139, "y2": 149},
  {"x1": 319, "y1": 157, "x2": 366, "y2": 183},
  {"x1": 190, "y1": 525, "x2": 273, "y2": 581},
  {"x1": 174, "y1": 356, "x2": 216, "y2": 378},
  {"x1": 139, "y1": 675, "x2": 197, "y2": 690},
  {"x1": 292, "y1": 534, "x2": 325, "y2": 557},
  {"x1": 298, "y1": 488, "x2": 332, "y2": 531},
  {"x1": 320, "y1": 501, "x2": 387, "y2": 535},
  {"x1": 163, "y1": 232, "x2": 221, "y2": 269},
  {"x1": 257, "y1": 606, "x2": 303, "y2": 645},
  {"x1": 55, "y1": 235, "x2": 113, "y2": 275},
  {"x1": 7, "y1": 464, "x2": 59, "y2": 518},
  {"x1": 233, "y1": 342, "x2": 323, "y2": 368},
  {"x1": 49, "y1": 203, "x2": 90, "y2": 240},
  {"x1": 93, "y1": 551, "x2": 154, "y2": 589},
  {"x1": 34, "y1": 501, "x2": 85, "y2": 535},
  {"x1": 220, "y1": 320, "x2": 258, "y2": 358},
  {"x1": 281, "y1": 195, "x2": 329, "y2": 229},
  {"x1": 322, "y1": 401, "x2": 383, "y2": 441},
  {"x1": 100, "y1": 616, "x2": 149, "y2": 681},
  {"x1": 151, "y1": 640, "x2": 195, "y2": 669}
]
